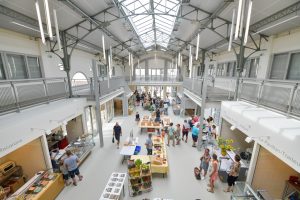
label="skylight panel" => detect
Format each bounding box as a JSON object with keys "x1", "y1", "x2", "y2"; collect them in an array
[{"x1": 118, "y1": 0, "x2": 180, "y2": 48}]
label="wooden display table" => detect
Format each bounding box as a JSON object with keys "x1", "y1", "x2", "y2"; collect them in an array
[
  {"x1": 151, "y1": 136, "x2": 169, "y2": 177},
  {"x1": 139, "y1": 117, "x2": 162, "y2": 134}
]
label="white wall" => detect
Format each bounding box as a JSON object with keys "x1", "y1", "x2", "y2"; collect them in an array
[
  {"x1": 207, "y1": 27, "x2": 300, "y2": 80},
  {"x1": 0, "y1": 28, "x2": 125, "y2": 80}
]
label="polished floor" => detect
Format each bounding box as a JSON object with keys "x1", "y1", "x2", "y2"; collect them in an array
[{"x1": 56, "y1": 105, "x2": 231, "y2": 200}]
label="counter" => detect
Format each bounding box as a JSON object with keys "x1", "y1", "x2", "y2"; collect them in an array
[{"x1": 9, "y1": 171, "x2": 64, "y2": 200}]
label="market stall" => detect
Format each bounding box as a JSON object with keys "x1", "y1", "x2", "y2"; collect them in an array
[
  {"x1": 139, "y1": 116, "x2": 162, "y2": 134},
  {"x1": 151, "y1": 136, "x2": 169, "y2": 176},
  {"x1": 128, "y1": 156, "x2": 152, "y2": 197}
]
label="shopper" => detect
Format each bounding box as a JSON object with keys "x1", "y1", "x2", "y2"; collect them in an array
[
  {"x1": 167, "y1": 123, "x2": 175, "y2": 147},
  {"x1": 192, "y1": 123, "x2": 200, "y2": 147},
  {"x1": 175, "y1": 124, "x2": 181, "y2": 145},
  {"x1": 224, "y1": 155, "x2": 241, "y2": 193},
  {"x1": 207, "y1": 153, "x2": 218, "y2": 193},
  {"x1": 60, "y1": 159, "x2": 71, "y2": 186},
  {"x1": 155, "y1": 108, "x2": 161, "y2": 122},
  {"x1": 182, "y1": 119, "x2": 190, "y2": 143},
  {"x1": 211, "y1": 125, "x2": 217, "y2": 140},
  {"x1": 164, "y1": 102, "x2": 168, "y2": 115},
  {"x1": 135, "y1": 112, "x2": 140, "y2": 124},
  {"x1": 113, "y1": 122, "x2": 122, "y2": 149},
  {"x1": 64, "y1": 150, "x2": 83, "y2": 186},
  {"x1": 145, "y1": 133, "x2": 153, "y2": 155},
  {"x1": 200, "y1": 148, "x2": 211, "y2": 179}
]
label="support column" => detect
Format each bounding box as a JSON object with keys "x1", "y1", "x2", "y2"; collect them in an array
[
  {"x1": 145, "y1": 59, "x2": 149, "y2": 81},
  {"x1": 181, "y1": 96, "x2": 186, "y2": 117},
  {"x1": 163, "y1": 86, "x2": 166, "y2": 99},
  {"x1": 234, "y1": 31, "x2": 246, "y2": 100},
  {"x1": 197, "y1": 51, "x2": 208, "y2": 150},
  {"x1": 92, "y1": 60, "x2": 104, "y2": 147},
  {"x1": 41, "y1": 134, "x2": 52, "y2": 172},
  {"x1": 246, "y1": 142, "x2": 260, "y2": 184},
  {"x1": 89, "y1": 105, "x2": 94, "y2": 136},
  {"x1": 163, "y1": 59, "x2": 168, "y2": 81},
  {"x1": 61, "y1": 31, "x2": 73, "y2": 97},
  {"x1": 122, "y1": 92, "x2": 128, "y2": 116}
]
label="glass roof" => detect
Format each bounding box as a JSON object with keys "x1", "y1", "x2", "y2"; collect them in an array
[{"x1": 117, "y1": 0, "x2": 180, "y2": 48}]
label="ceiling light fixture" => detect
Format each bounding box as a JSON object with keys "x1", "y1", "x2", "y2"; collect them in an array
[
  {"x1": 195, "y1": 33, "x2": 200, "y2": 60},
  {"x1": 11, "y1": 21, "x2": 42, "y2": 33},
  {"x1": 254, "y1": 15, "x2": 299, "y2": 35},
  {"x1": 245, "y1": 136, "x2": 270, "y2": 143},
  {"x1": 43, "y1": 0, "x2": 53, "y2": 40},
  {"x1": 235, "y1": 0, "x2": 243, "y2": 40},
  {"x1": 102, "y1": 35, "x2": 106, "y2": 60},
  {"x1": 35, "y1": 0, "x2": 46, "y2": 44},
  {"x1": 244, "y1": 0, "x2": 253, "y2": 45},
  {"x1": 228, "y1": 9, "x2": 236, "y2": 52},
  {"x1": 53, "y1": 9, "x2": 61, "y2": 51},
  {"x1": 239, "y1": 0, "x2": 245, "y2": 37},
  {"x1": 146, "y1": 49, "x2": 152, "y2": 51}
]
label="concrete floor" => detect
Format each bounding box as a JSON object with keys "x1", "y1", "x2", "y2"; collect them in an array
[{"x1": 56, "y1": 105, "x2": 231, "y2": 200}]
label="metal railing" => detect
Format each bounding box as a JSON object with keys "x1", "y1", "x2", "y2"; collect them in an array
[
  {"x1": 239, "y1": 79, "x2": 300, "y2": 117},
  {"x1": 0, "y1": 76, "x2": 127, "y2": 114},
  {"x1": 125, "y1": 75, "x2": 183, "y2": 82},
  {"x1": 183, "y1": 77, "x2": 233, "y2": 101},
  {"x1": 72, "y1": 76, "x2": 126, "y2": 97},
  {"x1": 0, "y1": 78, "x2": 68, "y2": 114}
]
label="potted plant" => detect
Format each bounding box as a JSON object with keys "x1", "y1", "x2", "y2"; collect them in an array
[{"x1": 217, "y1": 137, "x2": 234, "y2": 156}]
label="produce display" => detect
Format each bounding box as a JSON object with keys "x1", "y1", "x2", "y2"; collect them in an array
[
  {"x1": 151, "y1": 136, "x2": 169, "y2": 175},
  {"x1": 128, "y1": 159, "x2": 152, "y2": 197},
  {"x1": 99, "y1": 173, "x2": 126, "y2": 200}
]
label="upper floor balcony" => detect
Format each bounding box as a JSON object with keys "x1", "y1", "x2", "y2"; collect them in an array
[
  {"x1": 0, "y1": 76, "x2": 128, "y2": 115},
  {"x1": 126, "y1": 75, "x2": 183, "y2": 86}
]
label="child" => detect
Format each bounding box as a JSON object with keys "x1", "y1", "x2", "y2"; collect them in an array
[{"x1": 60, "y1": 159, "x2": 71, "y2": 186}]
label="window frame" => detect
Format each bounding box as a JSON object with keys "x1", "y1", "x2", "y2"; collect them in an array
[
  {"x1": 0, "y1": 51, "x2": 44, "y2": 80},
  {"x1": 268, "y1": 50, "x2": 300, "y2": 80}
]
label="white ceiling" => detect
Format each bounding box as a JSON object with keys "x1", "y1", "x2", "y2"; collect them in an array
[{"x1": 0, "y1": 0, "x2": 299, "y2": 58}]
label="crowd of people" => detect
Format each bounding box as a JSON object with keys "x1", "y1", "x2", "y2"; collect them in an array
[{"x1": 112, "y1": 90, "x2": 241, "y2": 194}]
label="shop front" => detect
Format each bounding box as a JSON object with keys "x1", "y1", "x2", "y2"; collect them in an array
[
  {"x1": 0, "y1": 98, "x2": 87, "y2": 199},
  {"x1": 100, "y1": 99, "x2": 114, "y2": 123},
  {"x1": 221, "y1": 101, "x2": 300, "y2": 199}
]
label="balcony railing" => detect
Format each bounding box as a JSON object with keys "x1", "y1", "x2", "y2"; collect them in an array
[
  {"x1": 0, "y1": 78, "x2": 68, "y2": 114},
  {"x1": 0, "y1": 76, "x2": 127, "y2": 114},
  {"x1": 125, "y1": 76, "x2": 183, "y2": 83},
  {"x1": 183, "y1": 77, "x2": 234, "y2": 101},
  {"x1": 239, "y1": 78, "x2": 300, "y2": 117}
]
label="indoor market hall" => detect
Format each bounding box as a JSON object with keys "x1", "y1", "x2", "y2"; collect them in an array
[{"x1": 0, "y1": 0, "x2": 300, "y2": 200}]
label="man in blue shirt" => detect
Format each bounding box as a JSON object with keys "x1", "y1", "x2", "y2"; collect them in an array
[
  {"x1": 113, "y1": 122, "x2": 122, "y2": 149},
  {"x1": 192, "y1": 123, "x2": 200, "y2": 147},
  {"x1": 64, "y1": 150, "x2": 83, "y2": 186}
]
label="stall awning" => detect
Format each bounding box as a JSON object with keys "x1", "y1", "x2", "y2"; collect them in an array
[
  {"x1": 0, "y1": 98, "x2": 87, "y2": 157},
  {"x1": 221, "y1": 101, "x2": 300, "y2": 173}
]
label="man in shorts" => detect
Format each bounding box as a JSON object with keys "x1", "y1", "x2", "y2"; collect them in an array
[
  {"x1": 64, "y1": 150, "x2": 83, "y2": 186},
  {"x1": 113, "y1": 122, "x2": 122, "y2": 149}
]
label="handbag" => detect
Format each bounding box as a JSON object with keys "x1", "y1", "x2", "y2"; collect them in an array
[{"x1": 112, "y1": 137, "x2": 115, "y2": 143}]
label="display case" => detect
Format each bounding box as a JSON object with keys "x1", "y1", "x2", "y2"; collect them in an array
[
  {"x1": 8, "y1": 170, "x2": 64, "y2": 200},
  {"x1": 231, "y1": 182, "x2": 261, "y2": 200},
  {"x1": 52, "y1": 134, "x2": 94, "y2": 167}
]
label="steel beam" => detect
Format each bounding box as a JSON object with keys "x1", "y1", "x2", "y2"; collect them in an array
[
  {"x1": 61, "y1": 0, "x2": 136, "y2": 55},
  {"x1": 179, "y1": 2, "x2": 232, "y2": 52}
]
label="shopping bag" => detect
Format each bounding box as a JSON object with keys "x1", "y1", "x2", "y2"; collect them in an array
[{"x1": 112, "y1": 137, "x2": 115, "y2": 143}]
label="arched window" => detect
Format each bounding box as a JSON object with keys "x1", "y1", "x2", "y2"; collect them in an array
[{"x1": 72, "y1": 72, "x2": 88, "y2": 86}]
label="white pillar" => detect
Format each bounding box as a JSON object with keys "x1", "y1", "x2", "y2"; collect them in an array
[{"x1": 246, "y1": 141, "x2": 260, "y2": 185}]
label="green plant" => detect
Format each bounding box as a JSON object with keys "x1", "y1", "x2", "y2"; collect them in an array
[
  {"x1": 217, "y1": 137, "x2": 235, "y2": 151},
  {"x1": 135, "y1": 159, "x2": 142, "y2": 168}
]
